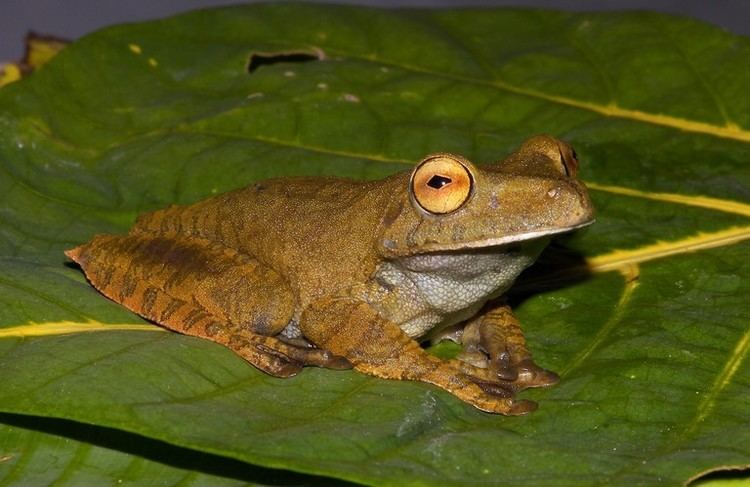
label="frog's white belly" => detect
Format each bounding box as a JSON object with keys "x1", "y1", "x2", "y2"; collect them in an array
[{"x1": 369, "y1": 245, "x2": 543, "y2": 338}]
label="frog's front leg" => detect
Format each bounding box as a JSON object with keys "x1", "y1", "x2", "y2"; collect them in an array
[
  {"x1": 461, "y1": 304, "x2": 559, "y2": 390},
  {"x1": 301, "y1": 297, "x2": 536, "y2": 415}
]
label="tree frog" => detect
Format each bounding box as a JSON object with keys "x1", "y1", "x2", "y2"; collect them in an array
[{"x1": 67, "y1": 135, "x2": 594, "y2": 415}]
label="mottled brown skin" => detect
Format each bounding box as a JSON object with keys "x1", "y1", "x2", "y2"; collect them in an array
[{"x1": 67, "y1": 135, "x2": 594, "y2": 415}]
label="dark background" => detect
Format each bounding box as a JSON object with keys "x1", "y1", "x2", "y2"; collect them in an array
[{"x1": 2, "y1": 0, "x2": 749, "y2": 62}]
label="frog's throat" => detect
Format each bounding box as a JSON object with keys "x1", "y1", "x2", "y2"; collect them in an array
[{"x1": 400, "y1": 219, "x2": 594, "y2": 255}]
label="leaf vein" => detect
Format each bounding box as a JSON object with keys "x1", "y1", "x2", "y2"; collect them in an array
[
  {"x1": 587, "y1": 183, "x2": 750, "y2": 217},
  {"x1": 560, "y1": 264, "x2": 640, "y2": 376},
  {"x1": 686, "y1": 327, "x2": 750, "y2": 435},
  {"x1": 650, "y1": 16, "x2": 733, "y2": 126},
  {"x1": 0, "y1": 321, "x2": 162, "y2": 339},
  {"x1": 588, "y1": 226, "x2": 750, "y2": 273},
  {"x1": 176, "y1": 127, "x2": 414, "y2": 165},
  {"x1": 319, "y1": 46, "x2": 750, "y2": 142}
]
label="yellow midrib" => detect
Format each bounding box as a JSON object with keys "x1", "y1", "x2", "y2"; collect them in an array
[
  {"x1": 587, "y1": 183, "x2": 750, "y2": 218},
  {"x1": 510, "y1": 91, "x2": 750, "y2": 143},
  {"x1": 586, "y1": 184, "x2": 750, "y2": 272},
  {"x1": 0, "y1": 321, "x2": 163, "y2": 338},
  {"x1": 587, "y1": 225, "x2": 750, "y2": 273}
]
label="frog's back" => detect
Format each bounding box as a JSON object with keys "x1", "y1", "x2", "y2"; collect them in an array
[
  {"x1": 132, "y1": 176, "x2": 378, "y2": 239},
  {"x1": 129, "y1": 174, "x2": 400, "y2": 299}
]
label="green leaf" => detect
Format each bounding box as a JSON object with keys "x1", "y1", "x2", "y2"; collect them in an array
[
  {"x1": 0, "y1": 413, "x2": 338, "y2": 486},
  {"x1": 1, "y1": 4, "x2": 748, "y2": 485}
]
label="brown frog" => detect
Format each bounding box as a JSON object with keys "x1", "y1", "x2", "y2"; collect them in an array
[{"x1": 66, "y1": 135, "x2": 594, "y2": 415}]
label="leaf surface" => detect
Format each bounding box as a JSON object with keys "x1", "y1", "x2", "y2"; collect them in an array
[
  {"x1": 0, "y1": 413, "x2": 334, "y2": 486},
  {"x1": 0, "y1": 4, "x2": 749, "y2": 486}
]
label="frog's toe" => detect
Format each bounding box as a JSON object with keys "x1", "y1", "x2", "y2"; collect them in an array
[
  {"x1": 456, "y1": 350, "x2": 489, "y2": 369},
  {"x1": 458, "y1": 349, "x2": 520, "y2": 382},
  {"x1": 264, "y1": 360, "x2": 304, "y2": 378},
  {"x1": 314, "y1": 352, "x2": 352, "y2": 370},
  {"x1": 493, "y1": 360, "x2": 519, "y2": 382},
  {"x1": 471, "y1": 378, "x2": 514, "y2": 398},
  {"x1": 507, "y1": 399, "x2": 538, "y2": 416},
  {"x1": 464, "y1": 375, "x2": 540, "y2": 415},
  {"x1": 232, "y1": 337, "x2": 304, "y2": 377},
  {"x1": 514, "y1": 359, "x2": 560, "y2": 389}
]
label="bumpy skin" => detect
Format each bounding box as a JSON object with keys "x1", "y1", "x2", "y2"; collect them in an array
[{"x1": 67, "y1": 135, "x2": 594, "y2": 415}]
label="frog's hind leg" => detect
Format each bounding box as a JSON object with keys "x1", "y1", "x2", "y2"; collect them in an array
[
  {"x1": 66, "y1": 234, "x2": 349, "y2": 377},
  {"x1": 302, "y1": 297, "x2": 536, "y2": 415}
]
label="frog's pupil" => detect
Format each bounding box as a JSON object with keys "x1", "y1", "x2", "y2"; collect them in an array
[{"x1": 427, "y1": 175, "x2": 452, "y2": 189}]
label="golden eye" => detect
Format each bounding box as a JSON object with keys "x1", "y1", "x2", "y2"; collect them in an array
[{"x1": 411, "y1": 154, "x2": 473, "y2": 214}]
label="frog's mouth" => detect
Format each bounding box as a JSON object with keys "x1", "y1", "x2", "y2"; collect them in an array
[{"x1": 405, "y1": 219, "x2": 594, "y2": 255}]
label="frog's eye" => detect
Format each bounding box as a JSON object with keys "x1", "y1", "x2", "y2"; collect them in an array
[{"x1": 411, "y1": 154, "x2": 473, "y2": 214}]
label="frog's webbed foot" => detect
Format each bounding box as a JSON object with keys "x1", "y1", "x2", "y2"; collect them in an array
[
  {"x1": 459, "y1": 305, "x2": 559, "y2": 391},
  {"x1": 301, "y1": 297, "x2": 536, "y2": 415},
  {"x1": 66, "y1": 233, "x2": 351, "y2": 378}
]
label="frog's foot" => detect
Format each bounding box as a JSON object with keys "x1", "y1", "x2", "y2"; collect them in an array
[
  {"x1": 457, "y1": 348, "x2": 558, "y2": 391},
  {"x1": 224, "y1": 333, "x2": 304, "y2": 377},
  {"x1": 419, "y1": 354, "x2": 536, "y2": 413},
  {"x1": 277, "y1": 336, "x2": 353, "y2": 370},
  {"x1": 465, "y1": 373, "x2": 537, "y2": 413},
  {"x1": 481, "y1": 350, "x2": 559, "y2": 390},
  {"x1": 458, "y1": 307, "x2": 559, "y2": 391},
  {"x1": 228, "y1": 332, "x2": 352, "y2": 376}
]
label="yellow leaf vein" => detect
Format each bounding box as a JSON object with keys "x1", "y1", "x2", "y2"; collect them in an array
[
  {"x1": 686, "y1": 327, "x2": 750, "y2": 436},
  {"x1": 588, "y1": 183, "x2": 750, "y2": 217},
  {"x1": 0, "y1": 321, "x2": 163, "y2": 338},
  {"x1": 560, "y1": 264, "x2": 640, "y2": 376},
  {"x1": 334, "y1": 49, "x2": 750, "y2": 143},
  {"x1": 588, "y1": 226, "x2": 750, "y2": 274}
]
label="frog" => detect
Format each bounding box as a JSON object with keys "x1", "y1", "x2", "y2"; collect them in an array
[{"x1": 66, "y1": 135, "x2": 594, "y2": 415}]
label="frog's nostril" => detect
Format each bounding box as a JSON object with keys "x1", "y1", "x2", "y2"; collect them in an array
[
  {"x1": 559, "y1": 145, "x2": 579, "y2": 177},
  {"x1": 489, "y1": 192, "x2": 500, "y2": 209}
]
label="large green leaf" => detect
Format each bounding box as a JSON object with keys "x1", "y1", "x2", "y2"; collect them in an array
[
  {"x1": 1, "y1": 4, "x2": 749, "y2": 485},
  {"x1": 0, "y1": 413, "x2": 339, "y2": 486}
]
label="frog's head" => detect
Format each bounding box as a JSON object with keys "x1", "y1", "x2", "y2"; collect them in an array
[{"x1": 377, "y1": 135, "x2": 595, "y2": 257}]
